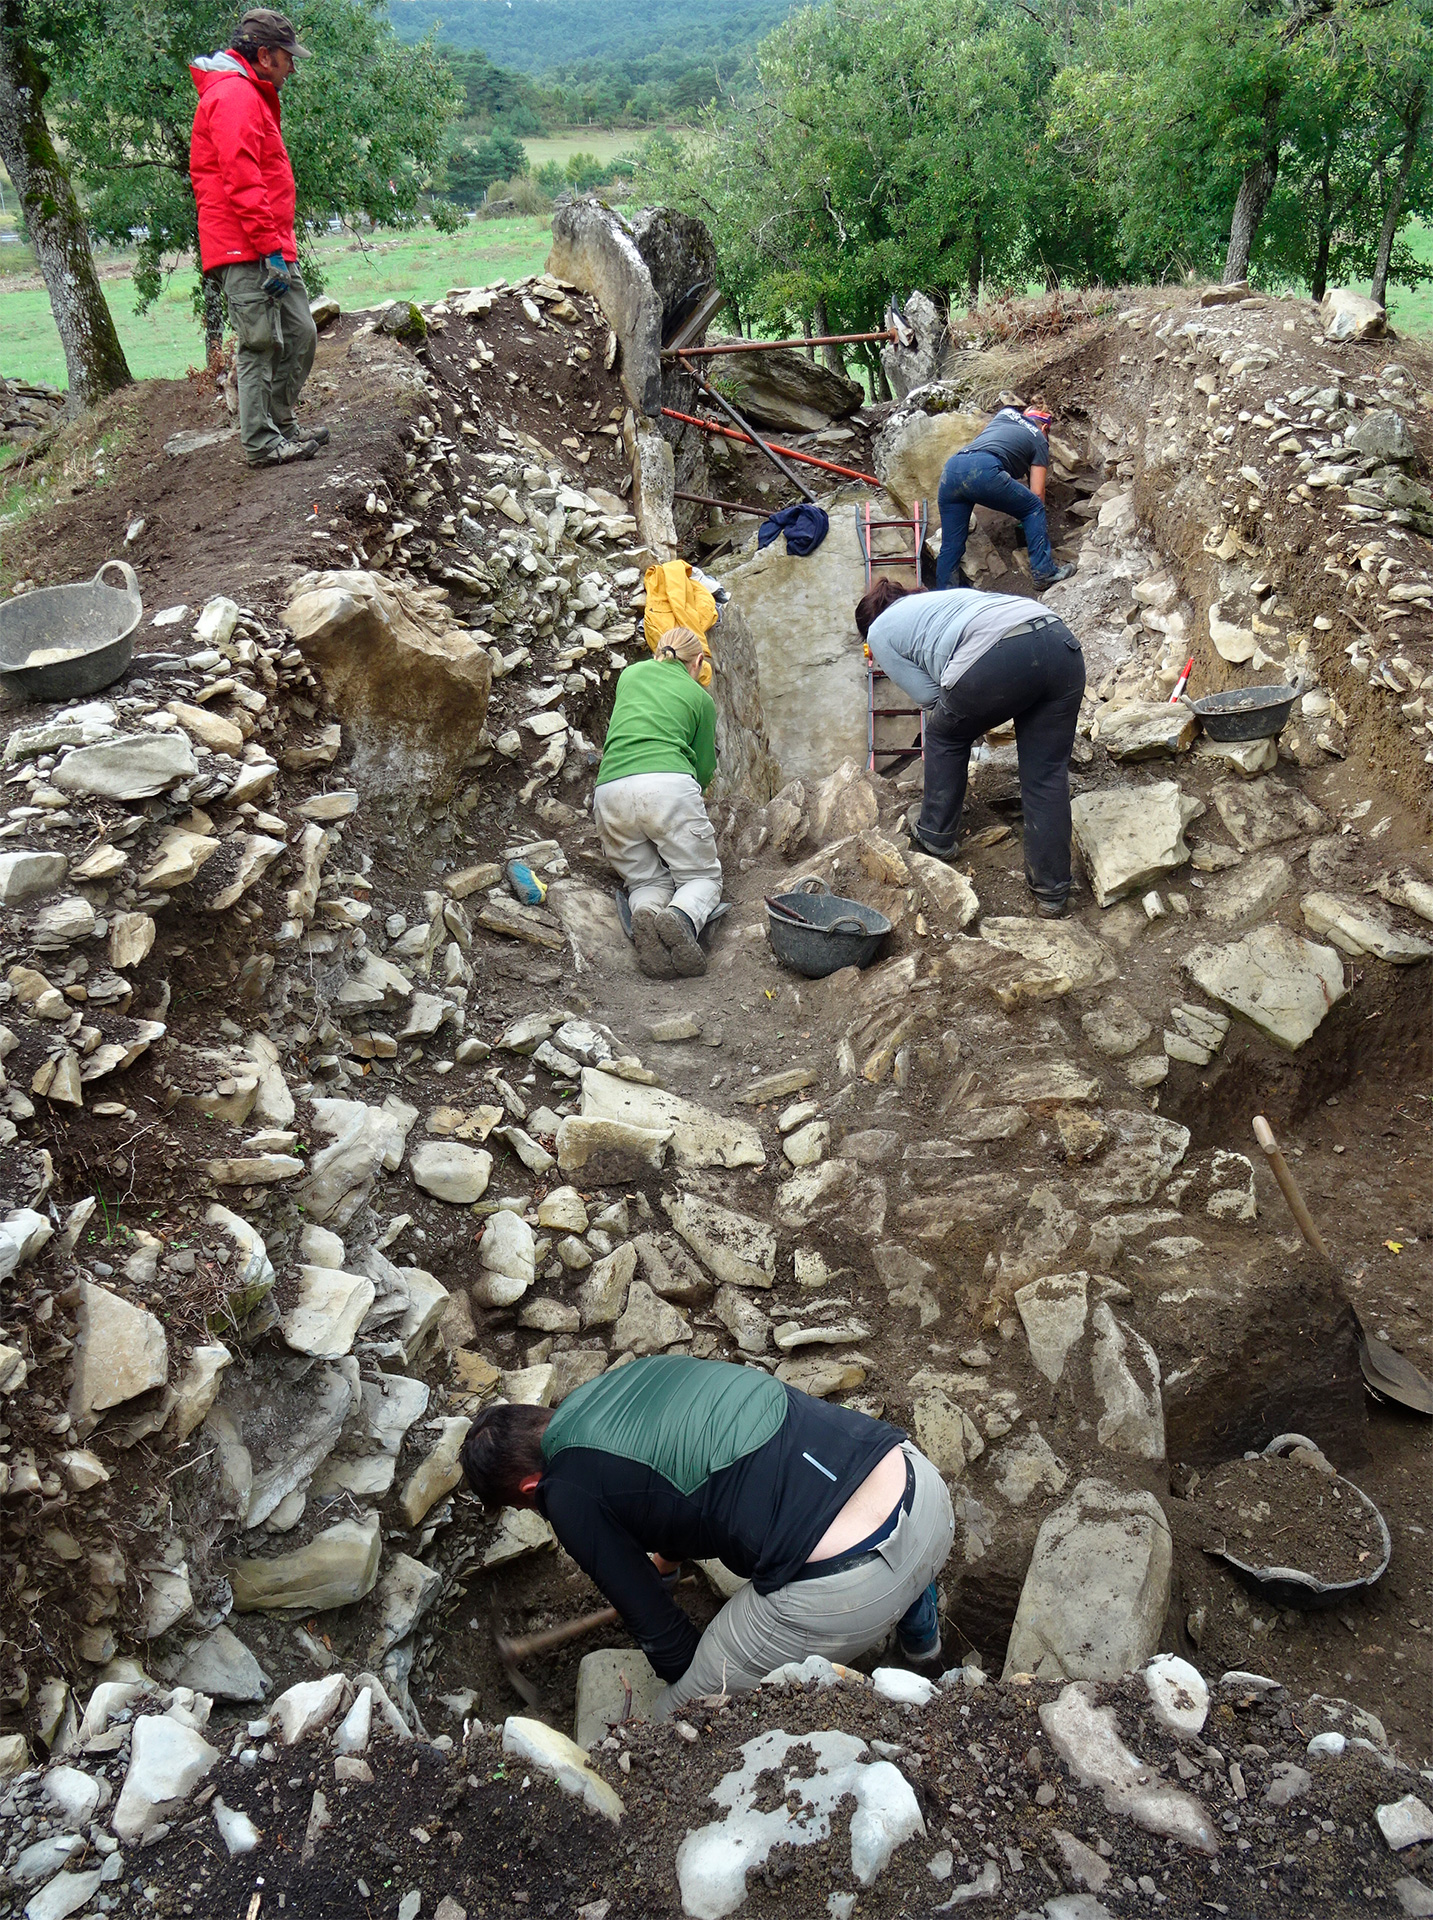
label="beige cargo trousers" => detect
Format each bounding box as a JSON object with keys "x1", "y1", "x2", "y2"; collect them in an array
[{"x1": 221, "y1": 259, "x2": 318, "y2": 465}]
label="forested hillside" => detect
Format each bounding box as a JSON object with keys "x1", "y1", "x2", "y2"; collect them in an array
[{"x1": 390, "y1": 0, "x2": 790, "y2": 72}]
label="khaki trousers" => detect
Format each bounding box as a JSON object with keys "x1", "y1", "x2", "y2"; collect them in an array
[
  {"x1": 653, "y1": 1443, "x2": 955, "y2": 1718},
  {"x1": 593, "y1": 771, "x2": 723, "y2": 933},
  {"x1": 221, "y1": 260, "x2": 318, "y2": 464}
]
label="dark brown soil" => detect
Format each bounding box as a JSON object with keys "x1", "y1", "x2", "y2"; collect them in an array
[{"x1": 1195, "y1": 1452, "x2": 1388, "y2": 1586}]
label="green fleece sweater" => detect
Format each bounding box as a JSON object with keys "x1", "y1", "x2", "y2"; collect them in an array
[{"x1": 596, "y1": 657, "x2": 717, "y2": 791}]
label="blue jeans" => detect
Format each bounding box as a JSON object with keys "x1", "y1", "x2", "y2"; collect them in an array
[
  {"x1": 918, "y1": 618, "x2": 1086, "y2": 904},
  {"x1": 897, "y1": 1581, "x2": 939, "y2": 1651},
  {"x1": 936, "y1": 450, "x2": 1054, "y2": 588}
]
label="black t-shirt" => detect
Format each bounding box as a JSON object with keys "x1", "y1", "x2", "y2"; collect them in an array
[
  {"x1": 537, "y1": 1384, "x2": 905, "y2": 1680},
  {"x1": 966, "y1": 408, "x2": 1049, "y2": 481}
]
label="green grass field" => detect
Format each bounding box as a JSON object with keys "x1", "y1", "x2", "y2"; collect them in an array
[
  {"x1": 1386, "y1": 219, "x2": 1433, "y2": 338},
  {"x1": 0, "y1": 215, "x2": 555, "y2": 388}
]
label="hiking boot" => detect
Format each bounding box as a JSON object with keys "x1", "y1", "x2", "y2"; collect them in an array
[
  {"x1": 898, "y1": 1627, "x2": 943, "y2": 1670},
  {"x1": 1032, "y1": 893, "x2": 1070, "y2": 919},
  {"x1": 1033, "y1": 562, "x2": 1076, "y2": 589},
  {"x1": 281, "y1": 423, "x2": 330, "y2": 446},
  {"x1": 248, "y1": 438, "x2": 318, "y2": 468},
  {"x1": 654, "y1": 906, "x2": 707, "y2": 977},
  {"x1": 630, "y1": 906, "x2": 677, "y2": 979}
]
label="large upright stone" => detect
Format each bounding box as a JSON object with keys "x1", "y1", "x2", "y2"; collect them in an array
[
  {"x1": 1184, "y1": 925, "x2": 1346, "y2": 1050},
  {"x1": 580, "y1": 1067, "x2": 763, "y2": 1168},
  {"x1": 548, "y1": 195, "x2": 663, "y2": 418},
  {"x1": 284, "y1": 570, "x2": 491, "y2": 804},
  {"x1": 1321, "y1": 287, "x2": 1385, "y2": 341},
  {"x1": 69, "y1": 1281, "x2": 167, "y2": 1422},
  {"x1": 112, "y1": 1717, "x2": 219, "y2": 1841},
  {"x1": 1003, "y1": 1479, "x2": 1172, "y2": 1683},
  {"x1": 872, "y1": 400, "x2": 986, "y2": 513},
  {"x1": 52, "y1": 732, "x2": 196, "y2": 800},
  {"x1": 1071, "y1": 782, "x2": 1203, "y2": 906}
]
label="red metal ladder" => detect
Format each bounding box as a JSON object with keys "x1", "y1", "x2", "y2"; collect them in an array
[{"x1": 855, "y1": 499, "x2": 928, "y2": 772}]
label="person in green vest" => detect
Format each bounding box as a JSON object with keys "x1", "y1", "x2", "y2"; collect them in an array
[
  {"x1": 460, "y1": 1355, "x2": 955, "y2": 1720},
  {"x1": 594, "y1": 626, "x2": 721, "y2": 980}
]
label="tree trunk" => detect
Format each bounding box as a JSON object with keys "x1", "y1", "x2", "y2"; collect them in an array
[
  {"x1": 0, "y1": 0, "x2": 131, "y2": 407},
  {"x1": 803, "y1": 314, "x2": 816, "y2": 362},
  {"x1": 1310, "y1": 153, "x2": 1333, "y2": 303},
  {"x1": 967, "y1": 215, "x2": 983, "y2": 311},
  {"x1": 859, "y1": 341, "x2": 891, "y2": 403},
  {"x1": 1370, "y1": 91, "x2": 1425, "y2": 309},
  {"x1": 1223, "y1": 97, "x2": 1281, "y2": 283},
  {"x1": 812, "y1": 297, "x2": 846, "y2": 375}
]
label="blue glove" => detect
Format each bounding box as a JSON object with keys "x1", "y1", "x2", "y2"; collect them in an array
[{"x1": 261, "y1": 251, "x2": 290, "y2": 295}]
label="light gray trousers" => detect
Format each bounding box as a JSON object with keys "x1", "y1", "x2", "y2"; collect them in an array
[
  {"x1": 593, "y1": 771, "x2": 723, "y2": 933},
  {"x1": 653, "y1": 1443, "x2": 955, "y2": 1719},
  {"x1": 221, "y1": 260, "x2": 318, "y2": 463}
]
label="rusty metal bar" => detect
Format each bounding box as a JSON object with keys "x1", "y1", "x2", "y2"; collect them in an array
[
  {"x1": 666, "y1": 329, "x2": 897, "y2": 358},
  {"x1": 673, "y1": 490, "x2": 768, "y2": 517},
  {"x1": 661, "y1": 406, "x2": 881, "y2": 487},
  {"x1": 676, "y1": 352, "x2": 817, "y2": 504}
]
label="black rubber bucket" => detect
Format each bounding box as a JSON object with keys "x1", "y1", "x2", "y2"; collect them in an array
[
  {"x1": 766, "y1": 877, "x2": 891, "y2": 978},
  {"x1": 1192, "y1": 682, "x2": 1299, "y2": 742}
]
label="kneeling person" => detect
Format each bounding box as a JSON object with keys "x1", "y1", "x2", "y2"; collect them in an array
[
  {"x1": 594, "y1": 627, "x2": 722, "y2": 979},
  {"x1": 461, "y1": 1355, "x2": 955, "y2": 1718}
]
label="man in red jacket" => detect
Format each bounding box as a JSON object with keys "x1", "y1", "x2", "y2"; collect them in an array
[{"x1": 190, "y1": 10, "x2": 325, "y2": 469}]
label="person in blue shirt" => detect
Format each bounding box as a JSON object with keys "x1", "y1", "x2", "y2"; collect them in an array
[
  {"x1": 935, "y1": 405, "x2": 1075, "y2": 592},
  {"x1": 857, "y1": 580, "x2": 1085, "y2": 916}
]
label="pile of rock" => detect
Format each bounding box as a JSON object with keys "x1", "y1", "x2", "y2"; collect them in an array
[{"x1": 0, "y1": 375, "x2": 64, "y2": 447}]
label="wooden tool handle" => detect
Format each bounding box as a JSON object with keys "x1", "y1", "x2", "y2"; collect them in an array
[
  {"x1": 498, "y1": 1607, "x2": 620, "y2": 1661},
  {"x1": 1252, "y1": 1114, "x2": 1330, "y2": 1260}
]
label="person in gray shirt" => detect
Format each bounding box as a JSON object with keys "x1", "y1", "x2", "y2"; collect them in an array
[{"x1": 857, "y1": 581, "x2": 1085, "y2": 916}]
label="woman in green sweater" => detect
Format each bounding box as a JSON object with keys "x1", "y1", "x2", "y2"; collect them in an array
[{"x1": 594, "y1": 627, "x2": 722, "y2": 979}]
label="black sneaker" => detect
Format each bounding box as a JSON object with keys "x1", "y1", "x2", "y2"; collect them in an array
[
  {"x1": 905, "y1": 810, "x2": 954, "y2": 863},
  {"x1": 654, "y1": 906, "x2": 707, "y2": 978},
  {"x1": 1033, "y1": 562, "x2": 1076, "y2": 589}
]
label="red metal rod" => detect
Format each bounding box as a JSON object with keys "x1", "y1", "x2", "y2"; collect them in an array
[
  {"x1": 661, "y1": 407, "x2": 881, "y2": 486},
  {"x1": 667, "y1": 329, "x2": 897, "y2": 358}
]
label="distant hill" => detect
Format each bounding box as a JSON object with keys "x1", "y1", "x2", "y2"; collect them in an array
[{"x1": 387, "y1": 0, "x2": 794, "y2": 71}]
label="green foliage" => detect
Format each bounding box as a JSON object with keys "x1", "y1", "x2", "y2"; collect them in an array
[
  {"x1": 34, "y1": 0, "x2": 462, "y2": 315},
  {"x1": 533, "y1": 149, "x2": 633, "y2": 197},
  {"x1": 444, "y1": 130, "x2": 529, "y2": 205},
  {"x1": 439, "y1": 43, "x2": 549, "y2": 132}
]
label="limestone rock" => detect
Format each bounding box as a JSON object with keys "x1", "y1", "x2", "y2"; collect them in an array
[
  {"x1": 230, "y1": 1514, "x2": 383, "y2": 1613},
  {"x1": 574, "y1": 1649, "x2": 664, "y2": 1747},
  {"x1": 52, "y1": 731, "x2": 196, "y2": 800},
  {"x1": 1004, "y1": 1480, "x2": 1173, "y2": 1683},
  {"x1": 774, "y1": 1356, "x2": 867, "y2": 1396},
  {"x1": 1185, "y1": 925, "x2": 1346, "y2": 1050},
  {"x1": 400, "y1": 1417, "x2": 471, "y2": 1526},
  {"x1": 714, "y1": 1285, "x2": 772, "y2": 1353},
  {"x1": 167, "y1": 701, "x2": 243, "y2": 757},
  {"x1": 284, "y1": 570, "x2": 492, "y2": 803},
  {"x1": 908, "y1": 853, "x2": 980, "y2": 927},
  {"x1": 1016, "y1": 1273, "x2": 1088, "y2": 1384},
  {"x1": 1081, "y1": 996, "x2": 1152, "y2": 1058},
  {"x1": 556, "y1": 1116, "x2": 671, "y2": 1181},
  {"x1": 1145, "y1": 1654, "x2": 1210, "y2": 1737},
  {"x1": 170, "y1": 1625, "x2": 269, "y2": 1702},
  {"x1": 411, "y1": 1140, "x2": 493, "y2": 1203},
  {"x1": 1039, "y1": 1685, "x2": 1218, "y2": 1854},
  {"x1": 1321, "y1": 287, "x2": 1385, "y2": 341},
  {"x1": 1077, "y1": 1110, "x2": 1189, "y2": 1208},
  {"x1": 1211, "y1": 777, "x2": 1325, "y2": 852},
  {"x1": 991, "y1": 1429, "x2": 1068, "y2": 1507},
  {"x1": 982, "y1": 917, "x2": 1118, "y2": 993},
  {"x1": 171, "y1": 1344, "x2": 232, "y2": 1443},
  {"x1": 298, "y1": 1095, "x2": 417, "y2": 1225},
  {"x1": 502, "y1": 1714, "x2": 624, "y2": 1824},
  {"x1": 280, "y1": 1267, "x2": 376, "y2": 1358},
  {"x1": 579, "y1": 1243, "x2": 637, "y2": 1326},
  {"x1": 480, "y1": 1209, "x2": 536, "y2": 1291},
  {"x1": 614, "y1": 1280, "x2": 691, "y2": 1354},
  {"x1": 369, "y1": 1554, "x2": 444, "y2": 1658},
  {"x1": 0, "y1": 850, "x2": 67, "y2": 904},
  {"x1": 702, "y1": 341, "x2": 863, "y2": 432},
  {"x1": 272, "y1": 1673, "x2": 347, "y2": 1744},
  {"x1": 874, "y1": 404, "x2": 986, "y2": 514},
  {"x1": 1071, "y1": 782, "x2": 1203, "y2": 907},
  {"x1": 1093, "y1": 701, "x2": 1197, "y2": 760},
  {"x1": 665, "y1": 1190, "x2": 777, "y2": 1288},
  {"x1": 109, "y1": 911, "x2": 157, "y2": 969},
  {"x1": 912, "y1": 1391, "x2": 984, "y2": 1477},
  {"x1": 69, "y1": 1281, "x2": 167, "y2": 1423},
  {"x1": 579, "y1": 1066, "x2": 763, "y2": 1168},
  {"x1": 112, "y1": 1716, "x2": 220, "y2": 1841},
  {"x1": 1089, "y1": 1304, "x2": 1164, "y2": 1459},
  {"x1": 1202, "y1": 853, "x2": 1290, "y2": 925},
  {"x1": 1208, "y1": 604, "x2": 1256, "y2": 664},
  {"x1": 1301, "y1": 892, "x2": 1431, "y2": 964}
]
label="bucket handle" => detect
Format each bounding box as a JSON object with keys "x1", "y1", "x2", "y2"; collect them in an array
[
  {"x1": 94, "y1": 559, "x2": 140, "y2": 602},
  {"x1": 826, "y1": 916, "x2": 873, "y2": 937},
  {"x1": 788, "y1": 876, "x2": 831, "y2": 896}
]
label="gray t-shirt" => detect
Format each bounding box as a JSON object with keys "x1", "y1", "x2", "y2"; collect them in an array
[
  {"x1": 966, "y1": 409, "x2": 1049, "y2": 481},
  {"x1": 867, "y1": 590, "x2": 1052, "y2": 707}
]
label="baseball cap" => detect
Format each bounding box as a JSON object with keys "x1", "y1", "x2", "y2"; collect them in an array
[{"x1": 239, "y1": 9, "x2": 311, "y2": 55}]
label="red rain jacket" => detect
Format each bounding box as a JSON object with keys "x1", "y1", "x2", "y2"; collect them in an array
[{"x1": 189, "y1": 52, "x2": 297, "y2": 271}]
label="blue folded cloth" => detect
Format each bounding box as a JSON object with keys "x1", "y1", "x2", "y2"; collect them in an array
[{"x1": 757, "y1": 502, "x2": 830, "y2": 557}]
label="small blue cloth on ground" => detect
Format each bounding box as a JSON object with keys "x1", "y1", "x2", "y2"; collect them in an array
[{"x1": 758, "y1": 503, "x2": 830, "y2": 556}]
